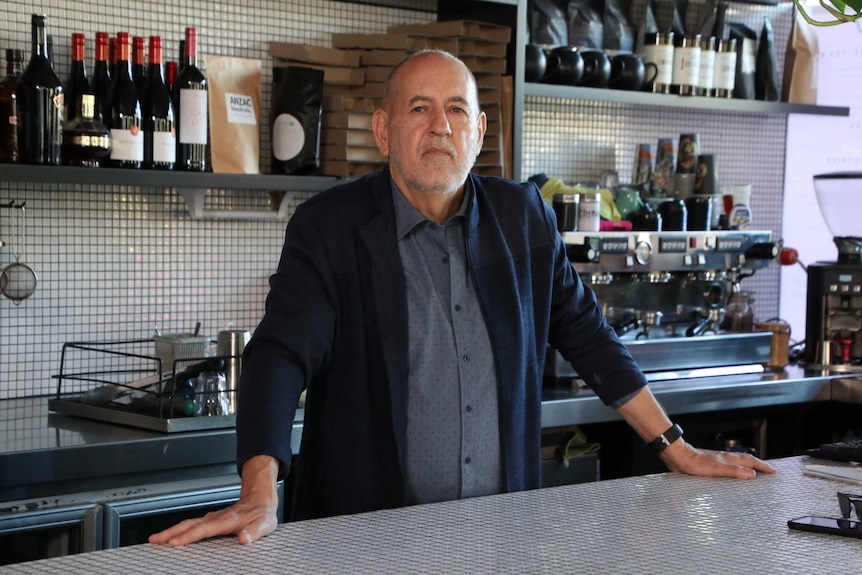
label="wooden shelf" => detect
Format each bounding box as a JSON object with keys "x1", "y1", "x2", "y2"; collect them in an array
[{"x1": 524, "y1": 83, "x2": 851, "y2": 117}]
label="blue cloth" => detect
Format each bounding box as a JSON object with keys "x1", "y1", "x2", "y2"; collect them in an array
[{"x1": 236, "y1": 168, "x2": 647, "y2": 521}]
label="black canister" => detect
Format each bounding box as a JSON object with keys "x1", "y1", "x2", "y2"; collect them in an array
[
  {"x1": 552, "y1": 193, "x2": 579, "y2": 233},
  {"x1": 684, "y1": 196, "x2": 713, "y2": 231},
  {"x1": 658, "y1": 199, "x2": 687, "y2": 231}
]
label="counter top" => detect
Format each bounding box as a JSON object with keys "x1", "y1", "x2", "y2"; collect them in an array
[
  {"x1": 2, "y1": 456, "x2": 858, "y2": 574},
  {"x1": 1, "y1": 366, "x2": 859, "y2": 503}
]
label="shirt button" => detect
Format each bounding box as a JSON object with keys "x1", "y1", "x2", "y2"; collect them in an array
[
  {"x1": 442, "y1": 256, "x2": 449, "y2": 263},
  {"x1": 462, "y1": 355, "x2": 469, "y2": 362},
  {"x1": 465, "y1": 405, "x2": 473, "y2": 413},
  {"x1": 465, "y1": 456, "x2": 472, "y2": 464},
  {"x1": 454, "y1": 304, "x2": 462, "y2": 312}
]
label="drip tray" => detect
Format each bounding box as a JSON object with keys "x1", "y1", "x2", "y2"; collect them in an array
[
  {"x1": 547, "y1": 331, "x2": 773, "y2": 380},
  {"x1": 48, "y1": 396, "x2": 235, "y2": 433}
]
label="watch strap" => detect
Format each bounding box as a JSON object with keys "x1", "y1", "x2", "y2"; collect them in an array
[{"x1": 646, "y1": 423, "x2": 684, "y2": 454}]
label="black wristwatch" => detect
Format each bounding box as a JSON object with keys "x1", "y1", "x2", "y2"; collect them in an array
[{"x1": 646, "y1": 423, "x2": 684, "y2": 454}]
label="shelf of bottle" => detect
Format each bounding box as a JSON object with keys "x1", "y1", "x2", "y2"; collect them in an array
[
  {"x1": 0, "y1": 163, "x2": 344, "y2": 192},
  {"x1": 524, "y1": 83, "x2": 850, "y2": 117}
]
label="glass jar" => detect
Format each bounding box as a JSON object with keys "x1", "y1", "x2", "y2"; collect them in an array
[{"x1": 722, "y1": 291, "x2": 754, "y2": 332}]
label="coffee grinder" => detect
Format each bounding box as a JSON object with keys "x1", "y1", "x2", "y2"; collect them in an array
[{"x1": 804, "y1": 172, "x2": 862, "y2": 369}]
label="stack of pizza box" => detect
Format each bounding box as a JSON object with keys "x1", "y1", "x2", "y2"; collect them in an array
[{"x1": 270, "y1": 20, "x2": 511, "y2": 179}]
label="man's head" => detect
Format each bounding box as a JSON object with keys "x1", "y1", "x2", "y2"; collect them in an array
[{"x1": 372, "y1": 50, "x2": 486, "y2": 199}]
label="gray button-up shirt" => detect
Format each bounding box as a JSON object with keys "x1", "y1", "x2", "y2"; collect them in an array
[{"x1": 392, "y1": 181, "x2": 502, "y2": 505}]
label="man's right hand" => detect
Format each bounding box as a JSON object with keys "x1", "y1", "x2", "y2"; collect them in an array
[{"x1": 148, "y1": 455, "x2": 281, "y2": 547}]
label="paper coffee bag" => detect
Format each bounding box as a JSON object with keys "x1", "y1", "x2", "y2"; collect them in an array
[
  {"x1": 206, "y1": 55, "x2": 261, "y2": 174},
  {"x1": 781, "y1": 13, "x2": 818, "y2": 105}
]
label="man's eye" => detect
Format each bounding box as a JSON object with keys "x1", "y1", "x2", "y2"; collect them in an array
[
  {"x1": 411, "y1": 106, "x2": 425, "y2": 112},
  {"x1": 451, "y1": 107, "x2": 464, "y2": 114}
]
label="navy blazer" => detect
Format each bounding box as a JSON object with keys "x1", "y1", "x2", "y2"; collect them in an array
[{"x1": 237, "y1": 168, "x2": 647, "y2": 520}]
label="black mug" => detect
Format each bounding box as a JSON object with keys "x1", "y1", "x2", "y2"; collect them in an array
[
  {"x1": 525, "y1": 44, "x2": 547, "y2": 83},
  {"x1": 578, "y1": 50, "x2": 611, "y2": 88},
  {"x1": 609, "y1": 54, "x2": 658, "y2": 91},
  {"x1": 543, "y1": 46, "x2": 584, "y2": 85}
]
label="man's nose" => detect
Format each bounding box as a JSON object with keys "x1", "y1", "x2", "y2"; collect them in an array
[{"x1": 429, "y1": 109, "x2": 452, "y2": 136}]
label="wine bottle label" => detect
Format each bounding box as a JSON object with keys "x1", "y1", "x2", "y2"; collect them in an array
[
  {"x1": 110, "y1": 127, "x2": 144, "y2": 161},
  {"x1": 643, "y1": 44, "x2": 673, "y2": 85},
  {"x1": 153, "y1": 130, "x2": 177, "y2": 163},
  {"x1": 70, "y1": 135, "x2": 111, "y2": 148},
  {"x1": 713, "y1": 52, "x2": 737, "y2": 90},
  {"x1": 698, "y1": 49, "x2": 715, "y2": 90},
  {"x1": 272, "y1": 113, "x2": 305, "y2": 161},
  {"x1": 179, "y1": 89, "x2": 208, "y2": 144},
  {"x1": 671, "y1": 46, "x2": 701, "y2": 87},
  {"x1": 225, "y1": 92, "x2": 256, "y2": 125}
]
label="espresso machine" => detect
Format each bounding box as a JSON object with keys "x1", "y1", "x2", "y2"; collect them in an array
[
  {"x1": 547, "y1": 229, "x2": 779, "y2": 381},
  {"x1": 804, "y1": 173, "x2": 862, "y2": 370}
]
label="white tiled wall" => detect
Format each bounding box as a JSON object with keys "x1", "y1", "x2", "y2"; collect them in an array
[
  {"x1": 0, "y1": 0, "x2": 434, "y2": 398},
  {"x1": 0, "y1": 0, "x2": 795, "y2": 399}
]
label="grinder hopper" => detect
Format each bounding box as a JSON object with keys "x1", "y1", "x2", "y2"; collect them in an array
[{"x1": 813, "y1": 172, "x2": 862, "y2": 262}]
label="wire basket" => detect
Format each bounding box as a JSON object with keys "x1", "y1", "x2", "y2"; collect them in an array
[{"x1": 154, "y1": 333, "x2": 210, "y2": 370}]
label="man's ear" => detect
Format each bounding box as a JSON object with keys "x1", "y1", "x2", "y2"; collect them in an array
[
  {"x1": 475, "y1": 110, "x2": 487, "y2": 157},
  {"x1": 372, "y1": 109, "x2": 390, "y2": 157}
]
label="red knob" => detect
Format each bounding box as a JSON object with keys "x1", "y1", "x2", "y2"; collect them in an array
[
  {"x1": 779, "y1": 247, "x2": 799, "y2": 266},
  {"x1": 839, "y1": 338, "x2": 854, "y2": 363}
]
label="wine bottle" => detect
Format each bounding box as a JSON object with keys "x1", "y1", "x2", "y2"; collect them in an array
[
  {"x1": 132, "y1": 36, "x2": 147, "y2": 103},
  {"x1": 0, "y1": 48, "x2": 24, "y2": 163},
  {"x1": 165, "y1": 61, "x2": 177, "y2": 93},
  {"x1": 16, "y1": 14, "x2": 64, "y2": 165},
  {"x1": 92, "y1": 32, "x2": 111, "y2": 122},
  {"x1": 109, "y1": 36, "x2": 117, "y2": 76},
  {"x1": 65, "y1": 33, "x2": 90, "y2": 123},
  {"x1": 173, "y1": 27, "x2": 208, "y2": 171},
  {"x1": 62, "y1": 94, "x2": 110, "y2": 167},
  {"x1": 105, "y1": 32, "x2": 143, "y2": 168},
  {"x1": 143, "y1": 36, "x2": 175, "y2": 170}
]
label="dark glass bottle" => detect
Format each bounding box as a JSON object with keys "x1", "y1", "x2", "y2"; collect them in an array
[
  {"x1": 165, "y1": 61, "x2": 177, "y2": 93},
  {"x1": 108, "y1": 36, "x2": 117, "y2": 76},
  {"x1": 143, "y1": 36, "x2": 175, "y2": 170},
  {"x1": 0, "y1": 48, "x2": 24, "y2": 163},
  {"x1": 105, "y1": 32, "x2": 143, "y2": 168},
  {"x1": 92, "y1": 32, "x2": 111, "y2": 122},
  {"x1": 173, "y1": 27, "x2": 208, "y2": 171},
  {"x1": 132, "y1": 36, "x2": 147, "y2": 103},
  {"x1": 65, "y1": 33, "x2": 90, "y2": 123},
  {"x1": 16, "y1": 14, "x2": 64, "y2": 165},
  {"x1": 62, "y1": 94, "x2": 110, "y2": 167}
]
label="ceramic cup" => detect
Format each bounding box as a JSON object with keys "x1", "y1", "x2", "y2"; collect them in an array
[
  {"x1": 608, "y1": 53, "x2": 658, "y2": 91},
  {"x1": 578, "y1": 50, "x2": 611, "y2": 88}
]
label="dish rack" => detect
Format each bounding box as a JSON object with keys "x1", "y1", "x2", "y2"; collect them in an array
[{"x1": 48, "y1": 334, "x2": 238, "y2": 433}]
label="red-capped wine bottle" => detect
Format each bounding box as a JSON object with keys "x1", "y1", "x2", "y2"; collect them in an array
[
  {"x1": 165, "y1": 61, "x2": 177, "y2": 93},
  {"x1": 0, "y1": 48, "x2": 24, "y2": 163},
  {"x1": 132, "y1": 36, "x2": 147, "y2": 103},
  {"x1": 105, "y1": 32, "x2": 143, "y2": 168},
  {"x1": 16, "y1": 14, "x2": 64, "y2": 165},
  {"x1": 173, "y1": 27, "x2": 208, "y2": 171},
  {"x1": 92, "y1": 32, "x2": 111, "y2": 122},
  {"x1": 143, "y1": 36, "x2": 175, "y2": 170},
  {"x1": 65, "y1": 33, "x2": 90, "y2": 123}
]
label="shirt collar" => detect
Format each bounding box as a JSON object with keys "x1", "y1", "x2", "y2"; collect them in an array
[{"x1": 391, "y1": 178, "x2": 474, "y2": 241}]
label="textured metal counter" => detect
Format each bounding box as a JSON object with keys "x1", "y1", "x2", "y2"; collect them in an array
[
  {"x1": 1, "y1": 457, "x2": 857, "y2": 574},
  {"x1": 541, "y1": 364, "x2": 860, "y2": 427},
  {"x1": 1, "y1": 366, "x2": 860, "y2": 503}
]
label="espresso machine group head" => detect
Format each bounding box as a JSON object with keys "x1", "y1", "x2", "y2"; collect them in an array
[{"x1": 804, "y1": 173, "x2": 862, "y2": 370}]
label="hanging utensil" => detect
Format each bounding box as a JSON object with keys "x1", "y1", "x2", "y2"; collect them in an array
[{"x1": 0, "y1": 203, "x2": 38, "y2": 304}]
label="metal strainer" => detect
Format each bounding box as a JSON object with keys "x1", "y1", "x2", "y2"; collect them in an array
[{"x1": 0, "y1": 203, "x2": 37, "y2": 304}]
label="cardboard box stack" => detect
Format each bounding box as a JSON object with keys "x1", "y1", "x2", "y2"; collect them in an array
[{"x1": 270, "y1": 20, "x2": 511, "y2": 179}]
